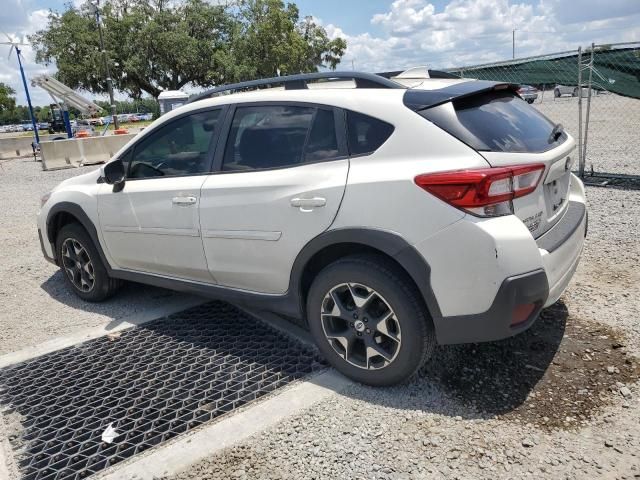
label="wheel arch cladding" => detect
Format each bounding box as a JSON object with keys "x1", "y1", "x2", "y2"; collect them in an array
[
  {"x1": 46, "y1": 202, "x2": 111, "y2": 270},
  {"x1": 291, "y1": 228, "x2": 443, "y2": 322}
]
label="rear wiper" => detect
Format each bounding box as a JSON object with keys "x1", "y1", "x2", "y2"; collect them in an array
[{"x1": 549, "y1": 123, "x2": 564, "y2": 143}]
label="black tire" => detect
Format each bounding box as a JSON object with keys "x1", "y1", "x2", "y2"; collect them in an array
[
  {"x1": 526, "y1": 99, "x2": 534, "y2": 104},
  {"x1": 572, "y1": 87, "x2": 579, "y2": 97},
  {"x1": 306, "y1": 255, "x2": 435, "y2": 386},
  {"x1": 554, "y1": 88, "x2": 560, "y2": 98},
  {"x1": 56, "y1": 223, "x2": 121, "y2": 302}
]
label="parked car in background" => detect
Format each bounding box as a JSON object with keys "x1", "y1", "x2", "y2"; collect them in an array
[
  {"x1": 553, "y1": 85, "x2": 596, "y2": 97},
  {"x1": 517, "y1": 85, "x2": 538, "y2": 104},
  {"x1": 38, "y1": 72, "x2": 587, "y2": 386},
  {"x1": 38, "y1": 122, "x2": 50, "y2": 130},
  {"x1": 21, "y1": 123, "x2": 34, "y2": 131}
]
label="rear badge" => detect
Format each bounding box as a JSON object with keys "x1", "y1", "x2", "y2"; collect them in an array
[{"x1": 523, "y1": 211, "x2": 543, "y2": 233}]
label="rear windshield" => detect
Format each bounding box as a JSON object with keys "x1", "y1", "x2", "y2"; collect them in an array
[{"x1": 419, "y1": 91, "x2": 566, "y2": 153}]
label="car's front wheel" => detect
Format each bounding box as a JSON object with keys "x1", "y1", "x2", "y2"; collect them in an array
[
  {"x1": 56, "y1": 223, "x2": 121, "y2": 302},
  {"x1": 307, "y1": 255, "x2": 435, "y2": 386}
]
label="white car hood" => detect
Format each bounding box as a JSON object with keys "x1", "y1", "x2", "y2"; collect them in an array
[{"x1": 54, "y1": 168, "x2": 102, "y2": 192}]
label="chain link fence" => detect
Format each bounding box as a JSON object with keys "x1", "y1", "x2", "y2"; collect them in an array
[
  {"x1": 444, "y1": 42, "x2": 640, "y2": 183},
  {"x1": 580, "y1": 42, "x2": 640, "y2": 180}
]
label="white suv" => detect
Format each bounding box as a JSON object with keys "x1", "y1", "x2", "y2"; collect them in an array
[{"x1": 38, "y1": 72, "x2": 587, "y2": 386}]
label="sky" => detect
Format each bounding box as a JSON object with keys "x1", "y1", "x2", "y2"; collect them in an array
[{"x1": 1, "y1": 0, "x2": 639, "y2": 107}]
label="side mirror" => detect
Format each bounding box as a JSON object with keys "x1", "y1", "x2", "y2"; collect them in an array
[{"x1": 103, "y1": 159, "x2": 125, "y2": 186}]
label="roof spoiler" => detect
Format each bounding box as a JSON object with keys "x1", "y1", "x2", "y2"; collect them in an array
[
  {"x1": 403, "y1": 80, "x2": 519, "y2": 111},
  {"x1": 376, "y1": 68, "x2": 461, "y2": 80}
]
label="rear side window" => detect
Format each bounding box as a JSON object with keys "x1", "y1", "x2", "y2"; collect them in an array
[
  {"x1": 346, "y1": 111, "x2": 394, "y2": 156},
  {"x1": 305, "y1": 109, "x2": 339, "y2": 162},
  {"x1": 420, "y1": 91, "x2": 566, "y2": 153},
  {"x1": 223, "y1": 105, "x2": 339, "y2": 171}
]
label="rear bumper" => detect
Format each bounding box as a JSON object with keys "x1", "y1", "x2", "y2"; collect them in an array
[
  {"x1": 538, "y1": 200, "x2": 587, "y2": 306},
  {"x1": 433, "y1": 269, "x2": 548, "y2": 344}
]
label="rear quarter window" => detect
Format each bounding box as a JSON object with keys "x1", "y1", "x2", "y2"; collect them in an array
[
  {"x1": 346, "y1": 111, "x2": 394, "y2": 156},
  {"x1": 420, "y1": 91, "x2": 566, "y2": 153}
]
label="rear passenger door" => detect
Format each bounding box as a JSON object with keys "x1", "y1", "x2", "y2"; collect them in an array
[{"x1": 199, "y1": 103, "x2": 349, "y2": 294}]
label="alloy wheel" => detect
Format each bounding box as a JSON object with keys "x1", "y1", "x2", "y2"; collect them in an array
[
  {"x1": 61, "y1": 238, "x2": 95, "y2": 292},
  {"x1": 320, "y1": 283, "x2": 401, "y2": 370}
]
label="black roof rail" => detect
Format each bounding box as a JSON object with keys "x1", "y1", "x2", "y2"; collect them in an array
[{"x1": 188, "y1": 71, "x2": 405, "y2": 104}]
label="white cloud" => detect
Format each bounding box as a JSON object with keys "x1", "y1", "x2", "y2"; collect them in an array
[
  {"x1": 327, "y1": 0, "x2": 640, "y2": 72},
  {"x1": 0, "y1": 7, "x2": 57, "y2": 106}
]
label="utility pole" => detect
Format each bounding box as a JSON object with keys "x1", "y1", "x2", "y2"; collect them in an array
[
  {"x1": 92, "y1": 0, "x2": 118, "y2": 129},
  {"x1": 512, "y1": 29, "x2": 516, "y2": 59},
  {"x1": 15, "y1": 46, "x2": 40, "y2": 144}
]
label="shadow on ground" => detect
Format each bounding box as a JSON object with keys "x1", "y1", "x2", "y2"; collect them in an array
[
  {"x1": 40, "y1": 270, "x2": 190, "y2": 328},
  {"x1": 337, "y1": 301, "x2": 639, "y2": 430}
]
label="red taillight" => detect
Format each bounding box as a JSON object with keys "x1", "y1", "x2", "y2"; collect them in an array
[{"x1": 415, "y1": 164, "x2": 545, "y2": 217}]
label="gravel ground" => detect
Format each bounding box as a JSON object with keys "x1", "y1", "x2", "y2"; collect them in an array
[
  {"x1": 0, "y1": 156, "x2": 199, "y2": 356},
  {"x1": 166, "y1": 186, "x2": 640, "y2": 479},
  {"x1": 534, "y1": 93, "x2": 640, "y2": 176}
]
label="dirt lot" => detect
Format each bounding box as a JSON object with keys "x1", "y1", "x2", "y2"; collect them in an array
[{"x1": 0, "y1": 95, "x2": 639, "y2": 479}]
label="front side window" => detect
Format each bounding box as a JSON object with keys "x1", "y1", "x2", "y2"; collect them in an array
[
  {"x1": 222, "y1": 105, "x2": 339, "y2": 171},
  {"x1": 128, "y1": 109, "x2": 221, "y2": 179}
]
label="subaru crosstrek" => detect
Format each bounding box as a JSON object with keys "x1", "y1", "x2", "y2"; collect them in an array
[{"x1": 37, "y1": 72, "x2": 587, "y2": 386}]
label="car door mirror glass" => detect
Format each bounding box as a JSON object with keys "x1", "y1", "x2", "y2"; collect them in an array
[{"x1": 104, "y1": 159, "x2": 126, "y2": 185}]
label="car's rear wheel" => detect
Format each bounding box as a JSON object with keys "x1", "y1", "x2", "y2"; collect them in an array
[
  {"x1": 307, "y1": 255, "x2": 435, "y2": 386},
  {"x1": 56, "y1": 223, "x2": 121, "y2": 302},
  {"x1": 554, "y1": 88, "x2": 560, "y2": 98},
  {"x1": 526, "y1": 98, "x2": 535, "y2": 104}
]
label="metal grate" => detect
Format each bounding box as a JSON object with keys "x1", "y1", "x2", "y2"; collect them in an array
[{"x1": 0, "y1": 301, "x2": 324, "y2": 480}]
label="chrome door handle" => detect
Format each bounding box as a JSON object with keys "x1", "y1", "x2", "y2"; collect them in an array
[
  {"x1": 290, "y1": 197, "x2": 326, "y2": 211},
  {"x1": 172, "y1": 196, "x2": 197, "y2": 206}
]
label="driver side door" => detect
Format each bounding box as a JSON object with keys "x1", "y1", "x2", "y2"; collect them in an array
[{"x1": 97, "y1": 107, "x2": 225, "y2": 282}]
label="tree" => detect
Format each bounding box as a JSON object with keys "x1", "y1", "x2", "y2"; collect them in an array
[
  {"x1": 31, "y1": 0, "x2": 235, "y2": 99},
  {"x1": 30, "y1": 0, "x2": 346, "y2": 99},
  {"x1": 228, "y1": 0, "x2": 346, "y2": 81},
  {"x1": 0, "y1": 83, "x2": 16, "y2": 112}
]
